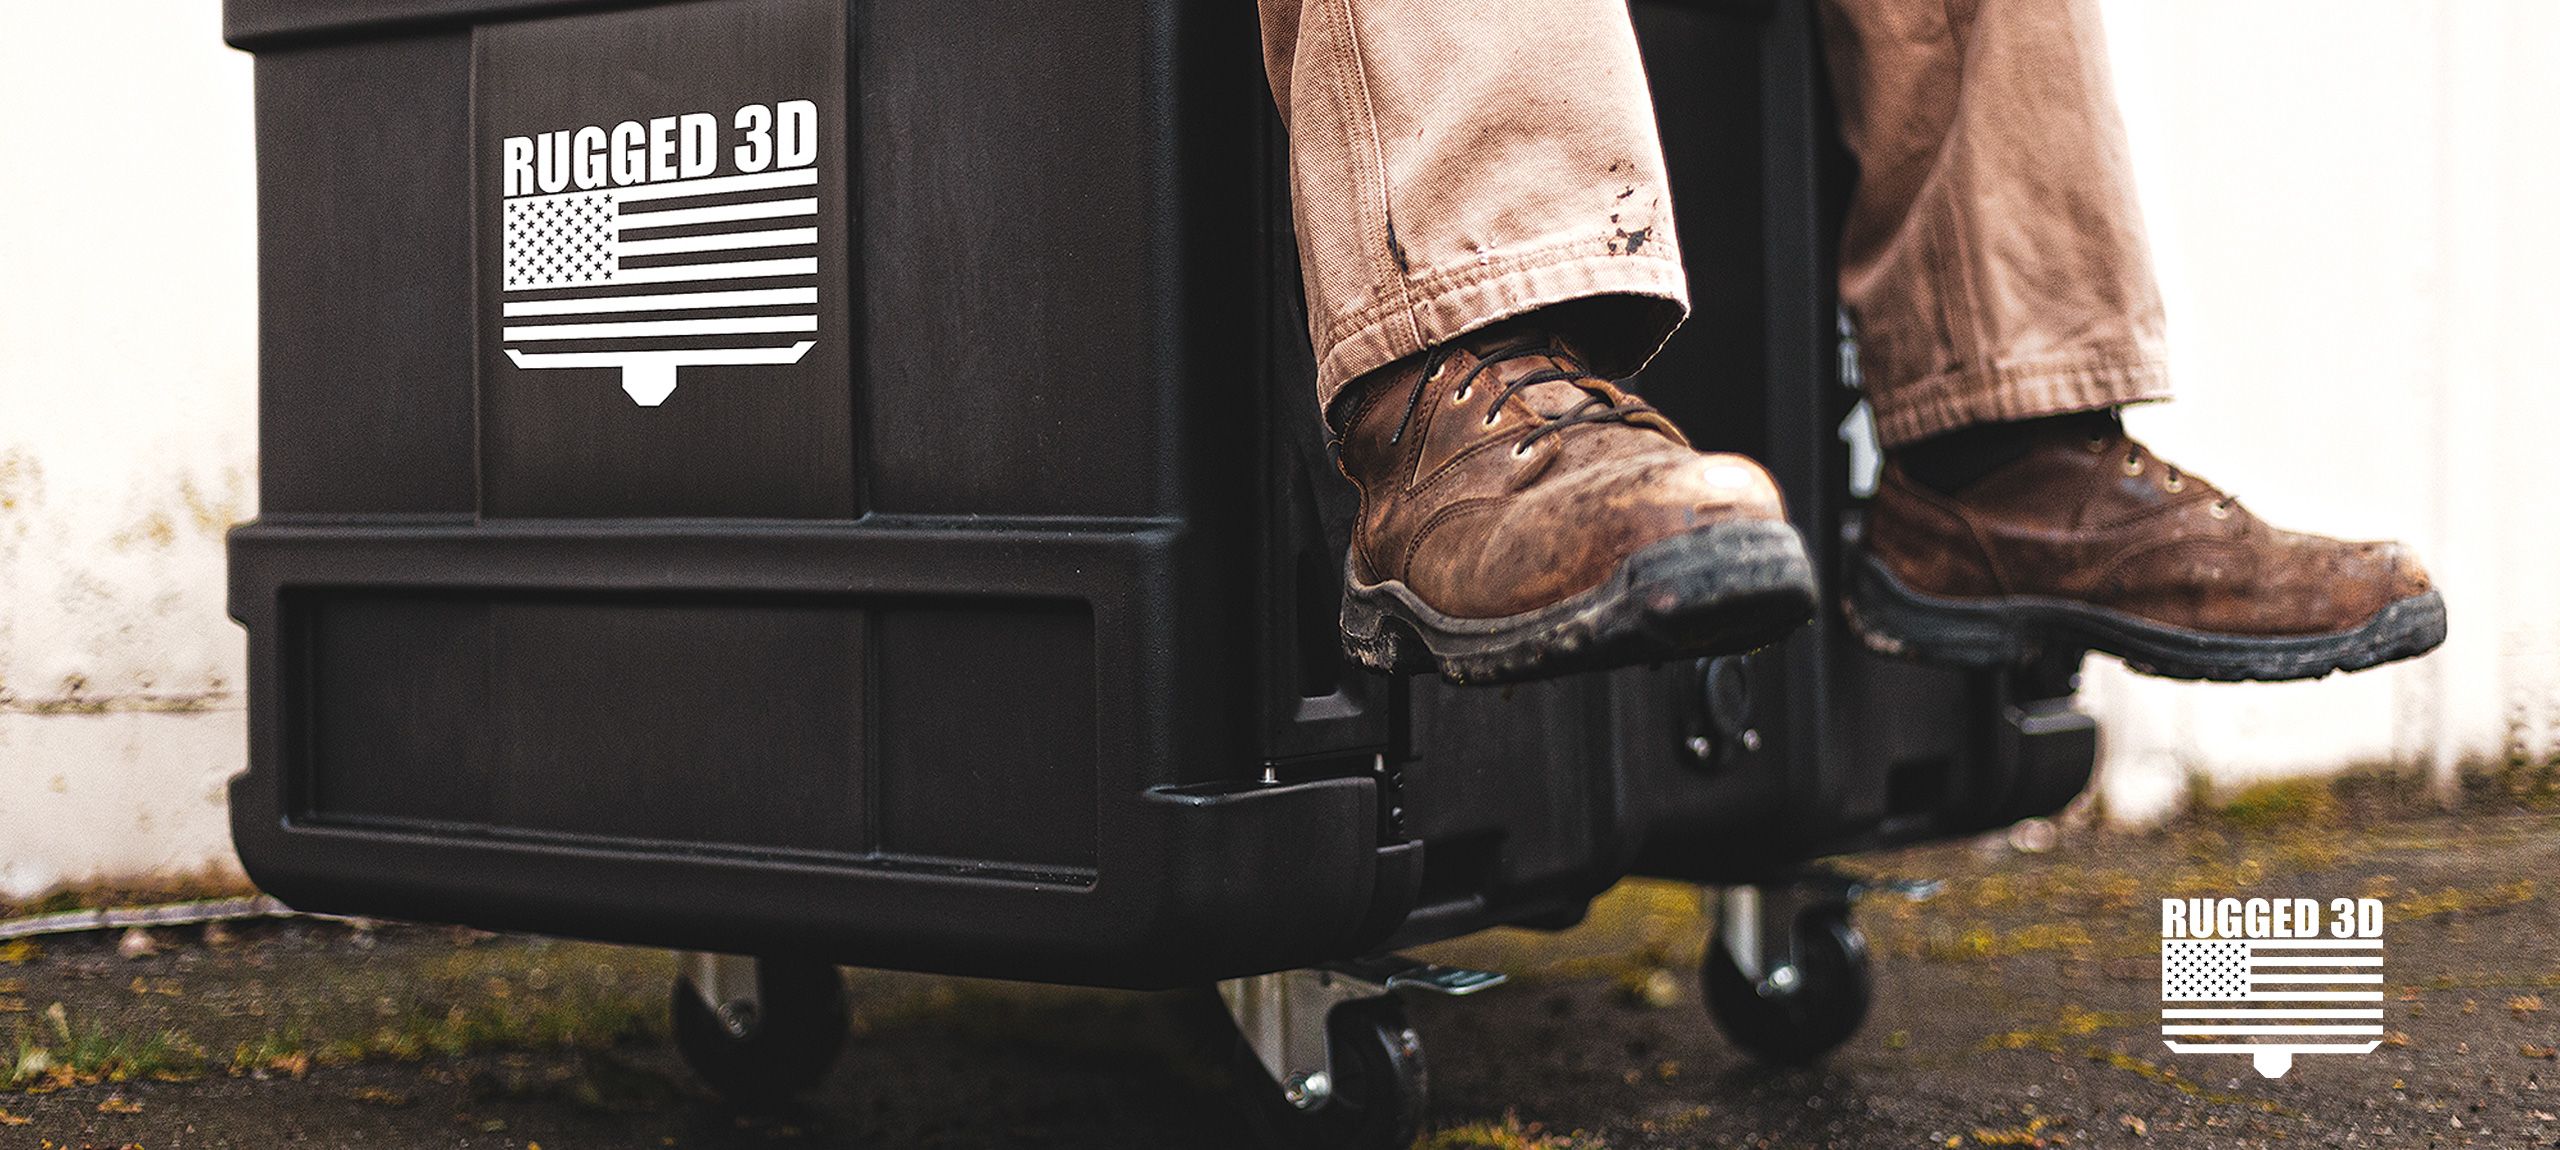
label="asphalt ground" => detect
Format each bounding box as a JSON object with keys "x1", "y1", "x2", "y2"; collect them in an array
[{"x1": 6, "y1": 803, "x2": 2559, "y2": 1149}]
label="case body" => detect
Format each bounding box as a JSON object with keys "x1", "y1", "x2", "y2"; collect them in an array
[{"x1": 226, "y1": 0, "x2": 2093, "y2": 989}]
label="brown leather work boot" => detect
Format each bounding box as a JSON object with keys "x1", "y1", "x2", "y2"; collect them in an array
[
  {"x1": 1332, "y1": 328, "x2": 1816, "y2": 685},
  {"x1": 1850, "y1": 418, "x2": 2446, "y2": 681}
]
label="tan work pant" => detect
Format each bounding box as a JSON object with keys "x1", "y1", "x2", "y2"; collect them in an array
[{"x1": 1258, "y1": 0, "x2": 2171, "y2": 446}]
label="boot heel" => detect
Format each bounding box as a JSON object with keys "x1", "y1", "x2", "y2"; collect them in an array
[
  {"x1": 1339, "y1": 575, "x2": 1434, "y2": 676},
  {"x1": 1844, "y1": 549, "x2": 2033, "y2": 667}
]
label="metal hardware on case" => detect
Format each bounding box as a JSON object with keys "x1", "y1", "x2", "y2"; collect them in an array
[
  {"x1": 1217, "y1": 956, "x2": 1503, "y2": 1110},
  {"x1": 1682, "y1": 655, "x2": 1761, "y2": 767},
  {"x1": 681, "y1": 952, "x2": 763, "y2": 1039}
]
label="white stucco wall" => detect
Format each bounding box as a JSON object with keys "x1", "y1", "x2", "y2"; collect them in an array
[
  {"x1": 0, "y1": 1, "x2": 2552, "y2": 892},
  {"x1": 2085, "y1": 0, "x2": 2560, "y2": 821},
  {"x1": 0, "y1": 3, "x2": 255, "y2": 898}
]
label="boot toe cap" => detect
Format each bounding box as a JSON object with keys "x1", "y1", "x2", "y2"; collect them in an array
[
  {"x1": 1669, "y1": 453, "x2": 1787, "y2": 522},
  {"x1": 2374, "y1": 541, "x2": 2434, "y2": 600}
]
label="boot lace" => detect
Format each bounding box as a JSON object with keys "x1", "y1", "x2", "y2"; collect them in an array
[
  {"x1": 1386, "y1": 341, "x2": 1658, "y2": 451},
  {"x1": 2109, "y1": 437, "x2": 2231, "y2": 514}
]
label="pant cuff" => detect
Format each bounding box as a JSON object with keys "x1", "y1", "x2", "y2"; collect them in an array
[
  {"x1": 1312, "y1": 243, "x2": 1689, "y2": 410},
  {"x1": 1868, "y1": 342, "x2": 2173, "y2": 447}
]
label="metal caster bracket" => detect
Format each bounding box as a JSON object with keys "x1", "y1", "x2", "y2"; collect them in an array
[
  {"x1": 1712, "y1": 869, "x2": 1934, "y2": 990},
  {"x1": 680, "y1": 951, "x2": 763, "y2": 1039},
  {"x1": 1218, "y1": 956, "x2": 1504, "y2": 1110},
  {"x1": 1849, "y1": 876, "x2": 1945, "y2": 904},
  {"x1": 1706, "y1": 869, "x2": 1887, "y2": 1063}
]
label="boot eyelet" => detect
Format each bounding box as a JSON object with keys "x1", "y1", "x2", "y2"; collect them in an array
[
  {"x1": 2210, "y1": 500, "x2": 2233, "y2": 519},
  {"x1": 1511, "y1": 441, "x2": 1533, "y2": 458},
  {"x1": 2164, "y1": 475, "x2": 2185, "y2": 493},
  {"x1": 1450, "y1": 385, "x2": 1470, "y2": 405},
  {"x1": 2123, "y1": 455, "x2": 2144, "y2": 477}
]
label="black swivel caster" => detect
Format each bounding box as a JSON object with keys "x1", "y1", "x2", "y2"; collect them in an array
[
  {"x1": 671, "y1": 953, "x2": 850, "y2": 1105},
  {"x1": 1215, "y1": 957, "x2": 1503, "y2": 1150},
  {"x1": 1228, "y1": 995, "x2": 1427, "y2": 1150},
  {"x1": 1702, "y1": 880, "x2": 1872, "y2": 1064}
]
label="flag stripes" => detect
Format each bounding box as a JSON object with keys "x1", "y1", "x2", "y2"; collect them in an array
[
  {"x1": 502, "y1": 287, "x2": 818, "y2": 317},
  {"x1": 2161, "y1": 1025, "x2": 2383, "y2": 1034},
  {"x1": 2161, "y1": 1009, "x2": 2382, "y2": 1018},
  {"x1": 608, "y1": 167, "x2": 814, "y2": 202},
  {"x1": 2232, "y1": 983, "x2": 2385, "y2": 993},
  {"x1": 604, "y1": 258, "x2": 818, "y2": 286},
  {"x1": 625, "y1": 197, "x2": 816, "y2": 229},
  {"x1": 501, "y1": 315, "x2": 818, "y2": 342},
  {"x1": 613, "y1": 227, "x2": 817, "y2": 258},
  {"x1": 2160, "y1": 937, "x2": 2388, "y2": 1060},
  {"x1": 498, "y1": 163, "x2": 820, "y2": 403}
]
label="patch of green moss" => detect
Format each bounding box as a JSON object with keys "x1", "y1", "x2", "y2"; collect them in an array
[
  {"x1": 229, "y1": 1028, "x2": 313, "y2": 1077},
  {"x1": 1424, "y1": 1112, "x2": 1607, "y2": 1150},
  {"x1": 2392, "y1": 879, "x2": 2536, "y2": 921},
  {"x1": 2210, "y1": 779, "x2": 2343, "y2": 831},
  {"x1": 1977, "y1": 1005, "x2": 2130, "y2": 1052},
  {"x1": 5, "y1": 1007, "x2": 205, "y2": 1093},
  {"x1": 0, "y1": 871, "x2": 260, "y2": 921},
  {"x1": 1920, "y1": 921, "x2": 2096, "y2": 963},
  {"x1": 360, "y1": 972, "x2": 665, "y2": 1062},
  {"x1": 1965, "y1": 1114, "x2": 2058, "y2": 1146}
]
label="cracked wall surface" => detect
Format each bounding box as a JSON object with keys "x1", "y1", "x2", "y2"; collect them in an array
[{"x1": 0, "y1": 5, "x2": 254, "y2": 897}]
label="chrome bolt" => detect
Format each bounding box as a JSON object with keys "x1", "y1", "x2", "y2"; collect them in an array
[
  {"x1": 1762, "y1": 964, "x2": 1801, "y2": 996},
  {"x1": 1685, "y1": 735, "x2": 1713, "y2": 758},
  {"x1": 1284, "y1": 1071, "x2": 1333, "y2": 1109},
  {"x1": 1739, "y1": 728, "x2": 1763, "y2": 752}
]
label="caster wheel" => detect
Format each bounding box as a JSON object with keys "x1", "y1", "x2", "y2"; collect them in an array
[
  {"x1": 1703, "y1": 905, "x2": 1871, "y2": 1064},
  {"x1": 671, "y1": 957, "x2": 849, "y2": 1104},
  {"x1": 1228, "y1": 996, "x2": 1427, "y2": 1150}
]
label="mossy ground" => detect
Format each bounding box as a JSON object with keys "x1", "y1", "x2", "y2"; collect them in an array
[{"x1": 3, "y1": 797, "x2": 2558, "y2": 1147}]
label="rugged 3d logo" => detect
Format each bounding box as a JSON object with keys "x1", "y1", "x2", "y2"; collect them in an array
[
  {"x1": 2160, "y1": 897, "x2": 2386, "y2": 1078},
  {"x1": 496, "y1": 101, "x2": 820, "y2": 406}
]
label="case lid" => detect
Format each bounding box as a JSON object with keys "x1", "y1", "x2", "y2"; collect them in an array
[{"x1": 226, "y1": 0, "x2": 669, "y2": 50}]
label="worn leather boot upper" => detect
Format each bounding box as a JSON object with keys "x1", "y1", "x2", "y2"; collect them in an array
[
  {"x1": 1868, "y1": 424, "x2": 2433, "y2": 637},
  {"x1": 1331, "y1": 329, "x2": 1789, "y2": 621}
]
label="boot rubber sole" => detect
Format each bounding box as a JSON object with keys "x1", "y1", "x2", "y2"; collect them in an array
[
  {"x1": 1843, "y1": 547, "x2": 2448, "y2": 683},
  {"x1": 1341, "y1": 519, "x2": 1818, "y2": 686}
]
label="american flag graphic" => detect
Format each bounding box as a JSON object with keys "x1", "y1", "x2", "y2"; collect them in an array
[
  {"x1": 2161, "y1": 937, "x2": 2384, "y2": 1078},
  {"x1": 499, "y1": 167, "x2": 819, "y2": 406}
]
